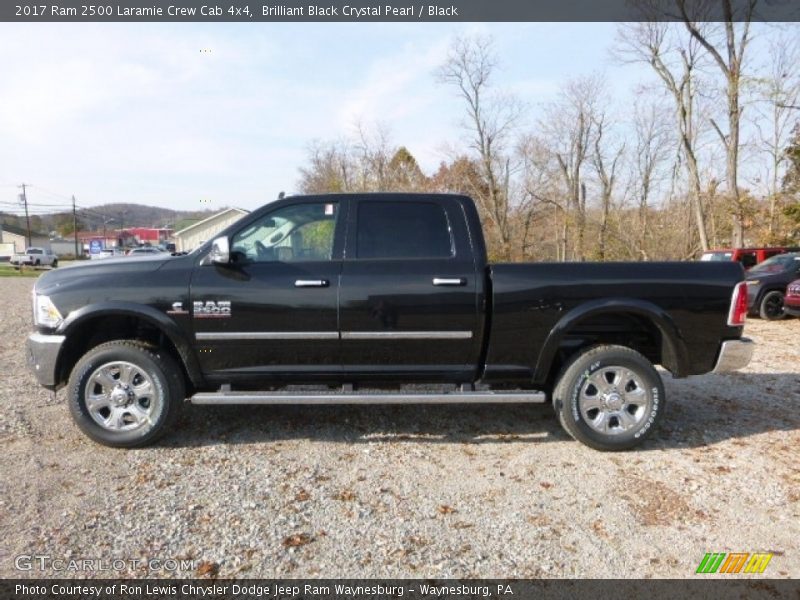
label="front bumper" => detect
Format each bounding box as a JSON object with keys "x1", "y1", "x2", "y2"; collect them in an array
[
  {"x1": 785, "y1": 298, "x2": 800, "y2": 317},
  {"x1": 712, "y1": 337, "x2": 754, "y2": 373},
  {"x1": 26, "y1": 332, "x2": 65, "y2": 388}
]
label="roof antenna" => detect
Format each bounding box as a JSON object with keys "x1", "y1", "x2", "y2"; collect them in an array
[{"x1": 278, "y1": 191, "x2": 285, "y2": 200}]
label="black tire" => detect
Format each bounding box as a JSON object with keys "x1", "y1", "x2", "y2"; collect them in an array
[
  {"x1": 52, "y1": 259, "x2": 58, "y2": 268},
  {"x1": 67, "y1": 340, "x2": 185, "y2": 448},
  {"x1": 34, "y1": 259, "x2": 40, "y2": 266},
  {"x1": 759, "y1": 290, "x2": 785, "y2": 321},
  {"x1": 552, "y1": 345, "x2": 665, "y2": 451}
]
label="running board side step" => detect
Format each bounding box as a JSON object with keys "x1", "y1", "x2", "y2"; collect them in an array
[{"x1": 190, "y1": 391, "x2": 547, "y2": 405}]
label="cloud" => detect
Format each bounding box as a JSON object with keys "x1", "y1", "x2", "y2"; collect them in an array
[{"x1": 338, "y1": 37, "x2": 451, "y2": 126}]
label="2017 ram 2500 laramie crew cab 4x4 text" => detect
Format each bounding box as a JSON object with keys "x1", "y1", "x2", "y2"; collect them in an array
[{"x1": 27, "y1": 194, "x2": 753, "y2": 450}]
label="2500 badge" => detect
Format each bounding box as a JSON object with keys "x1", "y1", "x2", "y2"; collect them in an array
[{"x1": 193, "y1": 300, "x2": 231, "y2": 319}]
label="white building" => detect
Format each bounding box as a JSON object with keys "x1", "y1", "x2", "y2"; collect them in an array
[
  {"x1": 0, "y1": 224, "x2": 50, "y2": 254},
  {"x1": 172, "y1": 208, "x2": 249, "y2": 252}
]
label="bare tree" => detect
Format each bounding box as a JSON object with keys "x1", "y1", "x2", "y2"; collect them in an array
[
  {"x1": 353, "y1": 122, "x2": 394, "y2": 191},
  {"x1": 436, "y1": 35, "x2": 522, "y2": 260},
  {"x1": 676, "y1": 0, "x2": 756, "y2": 247},
  {"x1": 518, "y1": 135, "x2": 568, "y2": 259},
  {"x1": 539, "y1": 76, "x2": 605, "y2": 260},
  {"x1": 629, "y1": 99, "x2": 672, "y2": 259},
  {"x1": 615, "y1": 21, "x2": 710, "y2": 251},
  {"x1": 299, "y1": 126, "x2": 429, "y2": 195},
  {"x1": 752, "y1": 34, "x2": 800, "y2": 240},
  {"x1": 592, "y1": 113, "x2": 626, "y2": 260},
  {"x1": 298, "y1": 139, "x2": 354, "y2": 193}
]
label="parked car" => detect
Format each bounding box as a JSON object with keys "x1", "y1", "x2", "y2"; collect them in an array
[
  {"x1": 700, "y1": 246, "x2": 799, "y2": 270},
  {"x1": 27, "y1": 193, "x2": 752, "y2": 451},
  {"x1": 91, "y1": 248, "x2": 125, "y2": 260},
  {"x1": 745, "y1": 252, "x2": 800, "y2": 320},
  {"x1": 784, "y1": 279, "x2": 800, "y2": 318},
  {"x1": 127, "y1": 247, "x2": 165, "y2": 256},
  {"x1": 10, "y1": 247, "x2": 58, "y2": 268}
]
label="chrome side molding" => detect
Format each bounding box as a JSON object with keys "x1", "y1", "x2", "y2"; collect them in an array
[{"x1": 341, "y1": 331, "x2": 472, "y2": 340}]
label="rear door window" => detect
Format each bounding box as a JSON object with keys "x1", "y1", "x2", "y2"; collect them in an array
[{"x1": 356, "y1": 201, "x2": 453, "y2": 259}]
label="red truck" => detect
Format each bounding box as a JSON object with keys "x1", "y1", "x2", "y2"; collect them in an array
[{"x1": 701, "y1": 247, "x2": 800, "y2": 270}]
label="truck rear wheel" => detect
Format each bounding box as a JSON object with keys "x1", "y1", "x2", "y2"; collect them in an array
[
  {"x1": 552, "y1": 345, "x2": 664, "y2": 451},
  {"x1": 67, "y1": 340, "x2": 184, "y2": 448}
]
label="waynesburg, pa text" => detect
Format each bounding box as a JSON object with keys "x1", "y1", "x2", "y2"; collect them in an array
[{"x1": 16, "y1": 583, "x2": 514, "y2": 598}]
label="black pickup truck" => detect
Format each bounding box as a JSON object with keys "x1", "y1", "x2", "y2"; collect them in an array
[{"x1": 27, "y1": 193, "x2": 753, "y2": 450}]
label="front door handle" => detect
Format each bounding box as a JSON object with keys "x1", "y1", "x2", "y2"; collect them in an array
[
  {"x1": 295, "y1": 279, "x2": 329, "y2": 288},
  {"x1": 432, "y1": 277, "x2": 466, "y2": 286}
]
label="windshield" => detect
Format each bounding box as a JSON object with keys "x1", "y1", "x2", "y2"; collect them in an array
[{"x1": 749, "y1": 253, "x2": 799, "y2": 274}]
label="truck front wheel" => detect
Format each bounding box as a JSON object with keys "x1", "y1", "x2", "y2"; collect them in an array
[
  {"x1": 67, "y1": 340, "x2": 184, "y2": 448},
  {"x1": 552, "y1": 345, "x2": 664, "y2": 451}
]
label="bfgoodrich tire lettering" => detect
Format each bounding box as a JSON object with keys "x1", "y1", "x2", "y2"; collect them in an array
[
  {"x1": 552, "y1": 345, "x2": 665, "y2": 451},
  {"x1": 67, "y1": 340, "x2": 184, "y2": 448}
]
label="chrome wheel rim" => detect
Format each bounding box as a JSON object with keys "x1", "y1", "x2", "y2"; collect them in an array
[
  {"x1": 578, "y1": 365, "x2": 651, "y2": 436},
  {"x1": 84, "y1": 361, "x2": 159, "y2": 432}
]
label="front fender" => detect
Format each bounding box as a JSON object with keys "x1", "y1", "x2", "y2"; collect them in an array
[
  {"x1": 533, "y1": 297, "x2": 688, "y2": 381},
  {"x1": 55, "y1": 302, "x2": 203, "y2": 387}
]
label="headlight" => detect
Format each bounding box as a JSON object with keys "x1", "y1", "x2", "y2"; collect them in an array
[
  {"x1": 32, "y1": 294, "x2": 63, "y2": 328},
  {"x1": 745, "y1": 280, "x2": 759, "y2": 285}
]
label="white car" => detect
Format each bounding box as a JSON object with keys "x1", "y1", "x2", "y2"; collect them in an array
[
  {"x1": 10, "y1": 247, "x2": 58, "y2": 268},
  {"x1": 91, "y1": 248, "x2": 125, "y2": 260},
  {"x1": 126, "y1": 247, "x2": 165, "y2": 256}
]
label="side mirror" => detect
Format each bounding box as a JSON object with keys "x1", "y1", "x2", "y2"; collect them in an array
[{"x1": 209, "y1": 236, "x2": 230, "y2": 264}]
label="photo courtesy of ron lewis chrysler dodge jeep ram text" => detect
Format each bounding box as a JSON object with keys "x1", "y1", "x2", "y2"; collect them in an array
[{"x1": 27, "y1": 194, "x2": 753, "y2": 451}]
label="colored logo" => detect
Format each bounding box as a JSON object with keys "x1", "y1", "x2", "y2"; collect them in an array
[{"x1": 696, "y1": 552, "x2": 773, "y2": 574}]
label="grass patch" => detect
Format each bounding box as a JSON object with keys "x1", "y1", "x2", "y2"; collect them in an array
[{"x1": 0, "y1": 266, "x2": 42, "y2": 278}]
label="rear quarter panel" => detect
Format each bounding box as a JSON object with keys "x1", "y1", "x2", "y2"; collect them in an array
[{"x1": 485, "y1": 261, "x2": 744, "y2": 384}]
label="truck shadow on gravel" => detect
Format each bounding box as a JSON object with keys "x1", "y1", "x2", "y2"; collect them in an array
[{"x1": 159, "y1": 372, "x2": 800, "y2": 450}]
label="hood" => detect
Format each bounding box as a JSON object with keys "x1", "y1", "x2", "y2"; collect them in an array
[{"x1": 34, "y1": 254, "x2": 175, "y2": 296}]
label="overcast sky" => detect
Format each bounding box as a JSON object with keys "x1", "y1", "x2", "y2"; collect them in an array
[{"x1": 0, "y1": 22, "x2": 781, "y2": 214}]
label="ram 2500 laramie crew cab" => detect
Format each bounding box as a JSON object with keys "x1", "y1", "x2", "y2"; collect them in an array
[{"x1": 27, "y1": 194, "x2": 753, "y2": 450}]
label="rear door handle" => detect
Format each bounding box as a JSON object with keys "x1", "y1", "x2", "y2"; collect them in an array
[
  {"x1": 295, "y1": 279, "x2": 329, "y2": 288},
  {"x1": 432, "y1": 277, "x2": 466, "y2": 286}
]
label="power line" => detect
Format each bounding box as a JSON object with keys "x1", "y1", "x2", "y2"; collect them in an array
[{"x1": 30, "y1": 186, "x2": 72, "y2": 201}]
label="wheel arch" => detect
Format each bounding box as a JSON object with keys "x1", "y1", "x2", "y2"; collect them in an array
[
  {"x1": 54, "y1": 302, "x2": 203, "y2": 390},
  {"x1": 756, "y1": 285, "x2": 786, "y2": 304},
  {"x1": 533, "y1": 298, "x2": 688, "y2": 384}
]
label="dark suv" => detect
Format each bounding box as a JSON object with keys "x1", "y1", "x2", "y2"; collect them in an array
[{"x1": 746, "y1": 252, "x2": 800, "y2": 320}]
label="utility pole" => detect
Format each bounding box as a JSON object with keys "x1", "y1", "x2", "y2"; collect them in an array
[
  {"x1": 18, "y1": 183, "x2": 31, "y2": 247},
  {"x1": 119, "y1": 210, "x2": 126, "y2": 248},
  {"x1": 72, "y1": 195, "x2": 79, "y2": 257}
]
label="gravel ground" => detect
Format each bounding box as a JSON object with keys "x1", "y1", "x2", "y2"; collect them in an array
[{"x1": 1, "y1": 276, "x2": 798, "y2": 579}]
